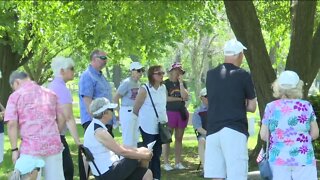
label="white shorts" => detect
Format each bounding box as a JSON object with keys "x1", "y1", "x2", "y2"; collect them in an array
[
  {"x1": 0, "y1": 133, "x2": 3, "y2": 163},
  {"x1": 120, "y1": 106, "x2": 140, "y2": 147},
  {"x1": 271, "y1": 164, "x2": 317, "y2": 180},
  {"x1": 20, "y1": 152, "x2": 65, "y2": 180},
  {"x1": 204, "y1": 127, "x2": 248, "y2": 180}
]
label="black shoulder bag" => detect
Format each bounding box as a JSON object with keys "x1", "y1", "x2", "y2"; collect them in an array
[{"x1": 144, "y1": 84, "x2": 172, "y2": 144}]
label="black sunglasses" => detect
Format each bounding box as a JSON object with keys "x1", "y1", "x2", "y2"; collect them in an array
[
  {"x1": 153, "y1": 71, "x2": 165, "y2": 76},
  {"x1": 96, "y1": 56, "x2": 108, "y2": 61},
  {"x1": 133, "y1": 69, "x2": 145, "y2": 73},
  {"x1": 69, "y1": 67, "x2": 75, "y2": 71},
  {"x1": 203, "y1": 95, "x2": 208, "y2": 98}
]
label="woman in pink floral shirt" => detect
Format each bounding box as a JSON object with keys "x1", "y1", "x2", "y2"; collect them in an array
[{"x1": 260, "y1": 71, "x2": 319, "y2": 180}]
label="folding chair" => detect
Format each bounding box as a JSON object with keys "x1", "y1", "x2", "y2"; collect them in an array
[
  {"x1": 194, "y1": 129, "x2": 202, "y2": 171},
  {"x1": 79, "y1": 145, "x2": 101, "y2": 179}
]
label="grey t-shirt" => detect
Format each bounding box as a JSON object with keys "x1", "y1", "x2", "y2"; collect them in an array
[{"x1": 117, "y1": 77, "x2": 140, "y2": 106}]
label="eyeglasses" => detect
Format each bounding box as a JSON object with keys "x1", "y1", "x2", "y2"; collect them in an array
[
  {"x1": 153, "y1": 71, "x2": 165, "y2": 76},
  {"x1": 133, "y1": 69, "x2": 145, "y2": 73},
  {"x1": 96, "y1": 56, "x2": 108, "y2": 61},
  {"x1": 69, "y1": 67, "x2": 75, "y2": 71},
  {"x1": 202, "y1": 95, "x2": 208, "y2": 98}
]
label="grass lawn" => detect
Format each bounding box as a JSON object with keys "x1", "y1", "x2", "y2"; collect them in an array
[{"x1": 0, "y1": 122, "x2": 261, "y2": 179}]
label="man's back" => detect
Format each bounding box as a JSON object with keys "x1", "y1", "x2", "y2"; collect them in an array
[
  {"x1": 206, "y1": 63, "x2": 255, "y2": 137},
  {"x1": 5, "y1": 81, "x2": 62, "y2": 156}
]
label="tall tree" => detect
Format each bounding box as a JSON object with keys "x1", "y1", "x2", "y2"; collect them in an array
[{"x1": 223, "y1": 1, "x2": 320, "y2": 167}]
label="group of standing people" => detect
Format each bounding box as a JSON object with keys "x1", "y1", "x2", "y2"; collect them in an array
[{"x1": 1, "y1": 38, "x2": 319, "y2": 180}]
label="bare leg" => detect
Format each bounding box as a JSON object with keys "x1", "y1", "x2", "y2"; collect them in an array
[
  {"x1": 162, "y1": 128, "x2": 174, "y2": 164},
  {"x1": 142, "y1": 169, "x2": 153, "y2": 180},
  {"x1": 198, "y1": 138, "x2": 206, "y2": 168},
  {"x1": 174, "y1": 128, "x2": 185, "y2": 165}
]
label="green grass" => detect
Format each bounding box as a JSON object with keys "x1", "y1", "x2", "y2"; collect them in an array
[{"x1": 0, "y1": 122, "x2": 261, "y2": 179}]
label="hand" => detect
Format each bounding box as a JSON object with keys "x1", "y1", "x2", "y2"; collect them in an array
[
  {"x1": 12, "y1": 150, "x2": 20, "y2": 164},
  {"x1": 137, "y1": 147, "x2": 153, "y2": 160},
  {"x1": 178, "y1": 75, "x2": 183, "y2": 84}
]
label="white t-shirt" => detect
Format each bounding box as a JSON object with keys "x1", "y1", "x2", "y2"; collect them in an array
[{"x1": 139, "y1": 83, "x2": 167, "y2": 134}]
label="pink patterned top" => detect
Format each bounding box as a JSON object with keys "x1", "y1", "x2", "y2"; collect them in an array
[{"x1": 4, "y1": 81, "x2": 63, "y2": 156}]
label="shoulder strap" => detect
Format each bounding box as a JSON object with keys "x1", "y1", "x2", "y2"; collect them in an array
[
  {"x1": 265, "y1": 121, "x2": 270, "y2": 159},
  {"x1": 144, "y1": 84, "x2": 159, "y2": 118}
]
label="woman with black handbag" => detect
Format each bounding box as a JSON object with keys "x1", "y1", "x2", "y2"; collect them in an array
[{"x1": 133, "y1": 65, "x2": 168, "y2": 180}]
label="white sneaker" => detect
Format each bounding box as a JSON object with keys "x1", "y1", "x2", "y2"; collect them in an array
[
  {"x1": 163, "y1": 163, "x2": 173, "y2": 171},
  {"x1": 174, "y1": 163, "x2": 186, "y2": 170}
]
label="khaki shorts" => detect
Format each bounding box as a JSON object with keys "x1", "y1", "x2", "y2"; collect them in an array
[{"x1": 204, "y1": 127, "x2": 248, "y2": 180}]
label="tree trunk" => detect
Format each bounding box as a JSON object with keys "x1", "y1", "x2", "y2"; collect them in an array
[
  {"x1": 286, "y1": 1, "x2": 317, "y2": 98},
  {"x1": 0, "y1": 43, "x2": 21, "y2": 106},
  {"x1": 112, "y1": 64, "x2": 122, "y2": 89},
  {"x1": 224, "y1": 1, "x2": 276, "y2": 168}
]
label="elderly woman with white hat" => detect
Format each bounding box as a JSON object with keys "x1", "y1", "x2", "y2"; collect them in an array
[
  {"x1": 114, "y1": 62, "x2": 144, "y2": 148},
  {"x1": 83, "y1": 97, "x2": 153, "y2": 180},
  {"x1": 260, "y1": 70, "x2": 319, "y2": 180}
]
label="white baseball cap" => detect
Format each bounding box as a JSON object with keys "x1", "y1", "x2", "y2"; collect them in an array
[
  {"x1": 278, "y1": 70, "x2": 300, "y2": 89},
  {"x1": 15, "y1": 155, "x2": 45, "y2": 175},
  {"x1": 91, "y1": 98, "x2": 118, "y2": 115},
  {"x1": 130, "y1": 62, "x2": 143, "y2": 71},
  {"x1": 200, "y1": 88, "x2": 207, "y2": 97},
  {"x1": 224, "y1": 39, "x2": 247, "y2": 56}
]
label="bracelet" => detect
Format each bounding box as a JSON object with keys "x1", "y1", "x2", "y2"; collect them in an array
[{"x1": 11, "y1": 147, "x2": 18, "y2": 152}]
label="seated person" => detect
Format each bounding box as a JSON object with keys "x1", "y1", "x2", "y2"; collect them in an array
[
  {"x1": 192, "y1": 88, "x2": 208, "y2": 172},
  {"x1": 83, "y1": 97, "x2": 153, "y2": 180}
]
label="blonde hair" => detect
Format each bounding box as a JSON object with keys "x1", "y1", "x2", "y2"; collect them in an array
[
  {"x1": 272, "y1": 79, "x2": 304, "y2": 99},
  {"x1": 51, "y1": 56, "x2": 74, "y2": 77}
]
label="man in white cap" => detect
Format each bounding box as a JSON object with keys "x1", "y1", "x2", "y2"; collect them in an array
[
  {"x1": 114, "y1": 62, "x2": 144, "y2": 147},
  {"x1": 204, "y1": 39, "x2": 257, "y2": 180}
]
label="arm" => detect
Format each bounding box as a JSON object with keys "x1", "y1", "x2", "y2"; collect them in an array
[
  {"x1": 7, "y1": 120, "x2": 19, "y2": 163},
  {"x1": 59, "y1": 104, "x2": 81, "y2": 145},
  {"x1": 310, "y1": 121, "x2": 319, "y2": 140},
  {"x1": 133, "y1": 87, "x2": 147, "y2": 116},
  {"x1": 95, "y1": 128, "x2": 152, "y2": 160},
  {"x1": 113, "y1": 93, "x2": 122, "y2": 119},
  {"x1": 246, "y1": 98, "x2": 257, "y2": 113},
  {"x1": 178, "y1": 76, "x2": 189, "y2": 100},
  {"x1": 83, "y1": 96, "x2": 93, "y2": 115},
  {"x1": 260, "y1": 124, "x2": 269, "y2": 142},
  {"x1": 192, "y1": 110, "x2": 206, "y2": 135}
]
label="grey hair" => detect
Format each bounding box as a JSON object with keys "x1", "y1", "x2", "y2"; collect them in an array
[
  {"x1": 272, "y1": 79, "x2": 304, "y2": 99},
  {"x1": 9, "y1": 71, "x2": 29, "y2": 86},
  {"x1": 51, "y1": 56, "x2": 75, "y2": 77},
  {"x1": 90, "y1": 49, "x2": 103, "y2": 61},
  {"x1": 89, "y1": 97, "x2": 109, "y2": 119}
]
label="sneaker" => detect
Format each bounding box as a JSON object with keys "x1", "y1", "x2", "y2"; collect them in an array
[
  {"x1": 163, "y1": 163, "x2": 173, "y2": 171},
  {"x1": 174, "y1": 163, "x2": 186, "y2": 170}
]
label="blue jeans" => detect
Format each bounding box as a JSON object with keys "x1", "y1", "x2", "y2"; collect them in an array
[{"x1": 139, "y1": 127, "x2": 162, "y2": 179}]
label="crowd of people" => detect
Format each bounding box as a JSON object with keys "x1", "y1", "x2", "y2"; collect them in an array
[{"x1": 0, "y1": 39, "x2": 318, "y2": 180}]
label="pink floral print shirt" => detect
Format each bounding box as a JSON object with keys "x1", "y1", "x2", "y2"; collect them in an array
[
  {"x1": 4, "y1": 81, "x2": 63, "y2": 156},
  {"x1": 262, "y1": 99, "x2": 316, "y2": 166}
]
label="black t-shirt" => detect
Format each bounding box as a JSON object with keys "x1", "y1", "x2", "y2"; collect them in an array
[
  {"x1": 164, "y1": 79, "x2": 187, "y2": 111},
  {"x1": 206, "y1": 63, "x2": 256, "y2": 137}
]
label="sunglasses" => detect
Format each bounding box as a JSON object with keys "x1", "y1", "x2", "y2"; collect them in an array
[
  {"x1": 69, "y1": 67, "x2": 75, "y2": 71},
  {"x1": 202, "y1": 95, "x2": 208, "y2": 98},
  {"x1": 133, "y1": 69, "x2": 145, "y2": 73},
  {"x1": 153, "y1": 71, "x2": 165, "y2": 76},
  {"x1": 96, "y1": 56, "x2": 108, "y2": 61}
]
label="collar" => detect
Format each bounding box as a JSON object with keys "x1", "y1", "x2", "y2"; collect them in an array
[
  {"x1": 89, "y1": 65, "x2": 103, "y2": 76},
  {"x1": 52, "y1": 77, "x2": 66, "y2": 85}
]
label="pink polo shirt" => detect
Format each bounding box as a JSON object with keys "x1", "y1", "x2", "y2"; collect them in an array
[{"x1": 4, "y1": 81, "x2": 63, "y2": 156}]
